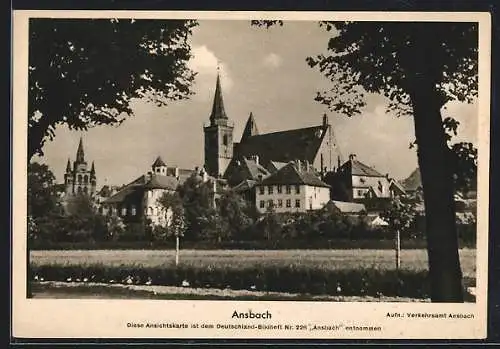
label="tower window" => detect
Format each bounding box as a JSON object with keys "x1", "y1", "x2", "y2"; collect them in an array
[
  {"x1": 78, "y1": 175, "x2": 82, "y2": 183},
  {"x1": 84, "y1": 175, "x2": 88, "y2": 183},
  {"x1": 223, "y1": 134, "x2": 229, "y2": 146}
]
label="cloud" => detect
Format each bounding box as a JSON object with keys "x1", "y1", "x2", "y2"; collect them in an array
[
  {"x1": 263, "y1": 53, "x2": 282, "y2": 68},
  {"x1": 188, "y1": 45, "x2": 233, "y2": 100}
]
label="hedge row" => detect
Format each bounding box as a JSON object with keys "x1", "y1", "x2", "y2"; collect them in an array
[
  {"x1": 28, "y1": 238, "x2": 475, "y2": 251},
  {"x1": 30, "y1": 263, "x2": 435, "y2": 298}
]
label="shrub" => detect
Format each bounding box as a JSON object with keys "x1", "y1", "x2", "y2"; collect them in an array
[{"x1": 29, "y1": 263, "x2": 432, "y2": 298}]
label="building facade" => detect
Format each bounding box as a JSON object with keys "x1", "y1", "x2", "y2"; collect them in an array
[
  {"x1": 64, "y1": 137, "x2": 97, "y2": 197},
  {"x1": 255, "y1": 160, "x2": 330, "y2": 214}
]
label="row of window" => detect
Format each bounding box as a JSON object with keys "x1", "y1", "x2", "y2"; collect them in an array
[
  {"x1": 258, "y1": 185, "x2": 300, "y2": 195},
  {"x1": 259, "y1": 199, "x2": 300, "y2": 209},
  {"x1": 101, "y1": 206, "x2": 165, "y2": 217}
]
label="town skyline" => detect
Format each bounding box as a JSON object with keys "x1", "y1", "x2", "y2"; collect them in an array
[{"x1": 31, "y1": 20, "x2": 478, "y2": 187}]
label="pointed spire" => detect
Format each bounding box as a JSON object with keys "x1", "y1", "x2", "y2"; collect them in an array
[
  {"x1": 90, "y1": 161, "x2": 96, "y2": 177},
  {"x1": 152, "y1": 156, "x2": 166, "y2": 168},
  {"x1": 209, "y1": 71, "x2": 228, "y2": 124},
  {"x1": 241, "y1": 112, "x2": 259, "y2": 142},
  {"x1": 66, "y1": 158, "x2": 71, "y2": 172},
  {"x1": 76, "y1": 136, "x2": 85, "y2": 163}
]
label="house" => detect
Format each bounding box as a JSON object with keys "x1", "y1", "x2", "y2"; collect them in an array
[
  {"x1": 323, "y1": 154, "x2": 402, "y2": 213},
  {"x1": 255, "y1": 160, "x2": 331, "y2": 213},
  {"x1": 101, "y1": 156, "x2": 218, "y2": 226},
  {"x1": 323, "y1": 200, "x2": 367, "y2": 215}
]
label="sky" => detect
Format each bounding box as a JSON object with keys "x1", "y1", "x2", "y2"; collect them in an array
[{"x1": 32, "y1": 20, "x2": 478, "y2": 187}]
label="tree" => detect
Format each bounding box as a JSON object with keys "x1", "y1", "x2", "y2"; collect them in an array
[
  {"x1": 217, "y1": 190, "x2": 255, "y2": 240},
  {"x1": 254, "y1": 21, "x2": 478, "y2": 302},
  {"x1": 177, "y1": 174, "x2": 216, "y2": 240},
  {"x1": 158, "y1": 191, "x2": 186, "y2": 266},
  {"x1": 27, "y1": 162, "x2": 61, "y2": 219},
  {"x1": 380, "y1": 198, "x2": 419, "y2": 269},
  {"x1": 29, "y1": 18, "x2": 198, "y2": 160}
]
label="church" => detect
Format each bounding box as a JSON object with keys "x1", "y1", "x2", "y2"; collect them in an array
[
  {"x1": 204, "y1": 72, "x2": 341, "y2": 190},
  {"x1": 63, "y1": 137, "x2": 97, "y2": 197}
]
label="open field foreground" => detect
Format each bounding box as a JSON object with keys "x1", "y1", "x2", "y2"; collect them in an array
[
  {"x1": 30, "y1": 248, "x2": 476, "y2": 278},
  {"x1": 31, "y1": 281, "x2": 431, "y2": 302},
  {"x1": 29, "y1": 249, "x2": 476, "y2": 300}
]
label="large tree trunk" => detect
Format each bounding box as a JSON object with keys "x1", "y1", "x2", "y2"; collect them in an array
[{"x1": 410, "y1": 79, "x2": 464, "y2": 302}]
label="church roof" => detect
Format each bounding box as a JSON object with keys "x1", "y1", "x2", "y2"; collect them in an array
[
  {"x1": 209, "y1": 72, "x2": 227, "y2": 122},
  {"x1": 234, "y1": 125, "x2": 329, "y2": 166},
  {"x1": 258, "y1": 161, "x2": 330, "y2": 188},
  {"x1": 240, "y1": 112, "x2": 259, "y2": 141}
]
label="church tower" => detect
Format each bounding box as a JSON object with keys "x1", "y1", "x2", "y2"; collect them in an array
[
  {"x1": 64, "y1": 137, "x2": 97, "y2": 197},
  {"x1": 204, "y1": 71, "x2": 234, "y2": 178}
]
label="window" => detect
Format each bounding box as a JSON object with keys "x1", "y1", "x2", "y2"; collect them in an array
[
  {"x1": 84, "y1": 175, "x2": 89, "y2": 183},
  {"x1": 83, "y1": 186, "x2": 88, "y2": 194},
  {"x1": 268, "y1": 186, "x2": 273, "y2": 194},
  {"x1": 278, "y1": 199, "x2": 283, "y2": 208},
  {"x1": 78, "y1": 175, "x2": 82, "y2": 183},
  {"x1": 277, "y1": 185, "x2": 282, "y2": 194},
  {"x1": 121, "y1": 207, "x2": 127, "y2": 216},
  {"x1": 223, "y1": 134, "x2": 228, "y2": 146},
  {"x1": 131, "y1": 206, "x2": 137, "y2": 216},
  {"x1": 286, "y1": 199, "x2": 291, "y2": 208},
  {"x1": 148, "y1": 207, "x2": 153, "y2": 215},
  {"x1": 259, "y1": 186, "x2": 265, "y2": 195},
  {"x1": 295, "y1": 199, "x2": 301, "y2": 208},
  {"x1": 286, "y1": 185, "x2": 291, "y2": 194},
  {"x1": 358, "y1": 190, "x2": 364, "y2": 197},
  {"x1": 268, "y1": 200, "x2": 274, "y2": 208},
  {"x1": 260, "y1": 201, "x2": 265, "y2": 208},
  {"x1": 295, "y1": 185, "x2": 300, "y2": 194}
]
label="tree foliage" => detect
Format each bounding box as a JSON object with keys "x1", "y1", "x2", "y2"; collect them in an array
[
  {"x1": 253, "y1": 20, "x2": 478, "y2": 302},
  {"x1": 27, "y1": 162, "x2": 62, "y2": 219},
  {"x1": 305, "y1": 22, "x2": 477, "y2": 117},
  {"x1": 29, "y1": 18, "x2": 198, "y2": 159}
]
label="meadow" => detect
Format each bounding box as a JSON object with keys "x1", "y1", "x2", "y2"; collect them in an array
[
  {"x1": 30, "y1": 248, "x2": 476, "y2": 278},
  {"x1": 29, "y1": 249, "x2": 476, "y2": 300}
]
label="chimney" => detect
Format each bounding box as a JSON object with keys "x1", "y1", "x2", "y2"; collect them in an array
[
  {"x1": 337, "y1": 156, "x2": 341, "y2": 169},
  {"x1": 349, "y1": 154, "x2": 356, "y2": 161},
  {"x1": 254, "y1": 155, "x2": 259, "y2": 164},
  {"x1": 322, "y1": 113, "x2": 328, "y2": 127}
]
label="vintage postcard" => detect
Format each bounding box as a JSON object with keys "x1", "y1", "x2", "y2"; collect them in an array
[{"x1": 12, "y1": 10, "x2": 490, "y2": 340}]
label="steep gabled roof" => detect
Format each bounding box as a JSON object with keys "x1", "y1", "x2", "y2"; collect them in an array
[
  {"x1": 267, "y1": 161, "x2": 288, "y2": 173},
  {"x1": 402, "y1": 168, "x2": 422, "y2": 191},
  {"x1": 259, "y1": 161, "x2": 330, "y2": 188},
  {"x1": 349, "y1": 159, "x2": 384, "y2": 177},
  {"x1": 232, "y1": 179, "x2": 257, "y2": 192},
  {"x1": 324, "y1": 200, "x2": 366, "y2": 213},
  {"x1": 242, "y1": 157, "x2": 270, "y2": 180},
  {"x1": 240, "y1": 112, "x2": 259, "y2": 142},
  {"x1": 144, "y1": 174, "x2": 179, "y2": 190},
  {"x1": 234, "y1": 125, "x2": 329, "y2": 166}
]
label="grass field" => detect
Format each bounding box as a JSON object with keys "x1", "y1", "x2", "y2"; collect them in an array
[{"x1": 30, "y1": 248, "x2": 477, "y2": 278}]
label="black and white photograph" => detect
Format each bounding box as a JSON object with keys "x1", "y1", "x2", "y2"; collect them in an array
[{"x1": 12, "y1": 10, "x2": 490, "y2": 339}]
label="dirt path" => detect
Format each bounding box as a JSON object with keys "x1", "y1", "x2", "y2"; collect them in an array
[{"x1": 31, "y1": 281, "x2": 430, "y2": 302}]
